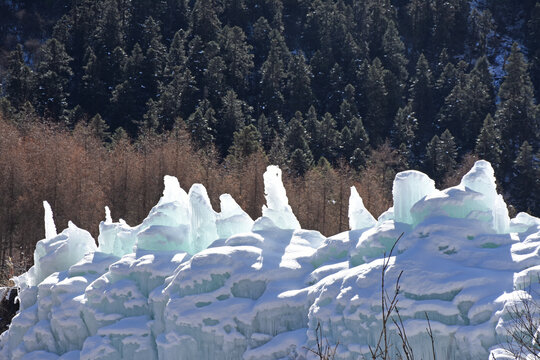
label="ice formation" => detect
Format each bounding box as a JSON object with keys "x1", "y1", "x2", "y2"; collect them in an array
[
  {"x1": 348, "y1": 186, "x2": 376, "y2": 230},
  {"x1": 1, "y1": 161, "x2": 540, "y2": 360}
]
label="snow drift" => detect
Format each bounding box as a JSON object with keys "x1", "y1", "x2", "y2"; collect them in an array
[{"x1": 1, "y1": 160, "x2": 540, "y2": 360}]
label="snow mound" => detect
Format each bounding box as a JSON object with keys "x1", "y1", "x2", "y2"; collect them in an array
[{"x1": 1, "y1": 161, "x2": 539, "y2": 360}]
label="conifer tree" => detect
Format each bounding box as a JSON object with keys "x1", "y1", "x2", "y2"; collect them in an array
[
  {"x1": 252, "y1": 17, "x2": 272, "y2": 65},
  {"x1": 285, "y1": 113, "x2": 314, "y2": 176},
  {"x1": 88, "y1": 114, "x2": 110, "y2": 141},
  {"x1": 36, "y1": 38, "x2": 73, "y2": 121},
  {"x1": 285, "y1": 113, "x2": 311, "y2": 154},
  {"x1": 512, "y1": 141, "x2": 538, "y2": 212},
  {"x1": 495, "y1": 43, "x2": 538, "y2": 173},
  {"x1": 315, "y1": 112, "x2": 341, "y2": 162},
  {"x1": 475, "y1": 114, "x2": 502, "y2": 170},
  {"x1": 220, "y1": 26, "x2": 254, "y2": 92},
  {"x1": 80, "y1": 47, "x2": 107, "y2": 116},
  {"x1": 227, "y1": 125, "x2": 263, "y2": 160},
  {"x1": 217, "y1": 90, "x2": 250, "y2": 156},
  {"x1": 111, "y1": 43, "x2": 147, "y2": 132},
  {"x1": 528, "y1": 2, "x2": 540, "y2": 101},
  {"x1": 410, "y1": 53, "x2": 435, "y2": 144},
  {"x1": 289, "y1": 148, "x2": 313, "y2": 176},
  {"x1": 140, "y1": 17, "x2": 167, "y2": 98},
  {"x1": 437, "y1": 68, "x2": 493, "y2": 150},
  {"x1": 391, "y1": 102, "x2": 417, "y2": 161},
  {"x1": 286, "y1": 53, "x2": 314, "y2": 114},
  {"x1": 192, "y1": 0, "x2": 222, "y2": 42},
  {"x1": 260, "y1": 30, "x2": 289, "y2": 114},
  {"x1": 304, "y1": 105, "x2": 319, "y2": 146},
  {"x1": 187, "y1": 101, "x2": 216, "y2": 149},
  {"x1": 5, "y1": 44, "x2": 35, "y2": 109},
  {"x1": 425, "y1": 129, "x2": 458, "y2": 183},
  {"x1": 363, "y1": 58, "x2": 389, "y2": 145},
  {"x1": 257, "y1": 114, "x2": 273, "y2": 151}
]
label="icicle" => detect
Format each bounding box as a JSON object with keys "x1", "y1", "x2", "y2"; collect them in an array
[
  {"x1": 105, "y1": 206, "x2": 113, "y2": 224},
  {"x1": 43, "y1": 201, "x2": 57, "y2": 239}
]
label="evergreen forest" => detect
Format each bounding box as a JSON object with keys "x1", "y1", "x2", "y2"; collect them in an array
[{"x1": 0, "y1": 0, "x2": 539, "y2": 271}]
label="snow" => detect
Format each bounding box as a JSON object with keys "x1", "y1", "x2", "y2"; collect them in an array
[{"x1": 1, "y1": 161, "x2": 540, "y2": 360}]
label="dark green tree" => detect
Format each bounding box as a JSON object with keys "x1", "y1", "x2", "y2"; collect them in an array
[
  {"x1": 5, "y1": 44, "x2": 35, "y2": 109},
  {"x1": 187, "y1": 100, "x2": 217, "y2": 149},
  {"x1": 495, "y1": 43, "x2": 539, "y2": 173},
  {"x1": 475, "y1": 114, "x2": 502, "y2": 170},
  {"x1": 111, "y1": 43, "x2": 147, "y2": 132},
  {"x1": 260, "y1": 30, "x2": 289, "y2": 114},
  {"x1": 36, "y1": 38, "x2": 73, "y2": 121},
  {"x1": 425, "y1": 129, "x2": 458, "y2": 183},
  {"x1": 286, "y1": 52, "x2": 314, "y2": 114},
  {"x1": 220, "y1": 26, "x2": 254, "y2": 92},
  {"x1": 409, "y1": 53, "x2": 435, "y2": 144},
  {"x1": 512, "y1": 141, "x2": 539, "y2": 212},
  {"x1": 363, "y1": 58, "x2": 389, "y2": 145},
  {"x1": 217, "y1": 90, "x2": 251, "y2": 155},
  {"x1": 192, "y1": 0, "x2": 222, "y2": 42},
  {"x1": 391, "y1": 102, "x2": 418, "y2": 161},
  {"x1": 314, "y1": 112, "x2": 341, "y2": 162}
]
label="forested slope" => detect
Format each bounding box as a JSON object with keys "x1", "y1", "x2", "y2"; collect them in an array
[{"x1": 0, "y1": 0, "x2": 538, "y2": 272}]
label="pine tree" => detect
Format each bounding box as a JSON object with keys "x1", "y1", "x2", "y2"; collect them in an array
[
  {"x1": 410, "y1": 53, "x2": 435, "y2": 144},
  {"x1": 252, "y1": 17, "x2": 272, "y2": 65},
  {"x1": 391, "y1": 102, "x2": 417, "y2": 161},
  {"x1": 140, "y1": 16, "x2": 167, "y2": 98},
  {"x1": 382, "y1": 20, "x2": 408, "y2": 82},
  {"x1": 425, "y1": 129, "x2": 458, "y2": 183},
  {"x1": 5, "y1": 44, "x2": 35, "y2": 109},
  {"x1": 153, "y1": 68, "x2": 196, "y2": 129},
  {"x1": 260, "y1": 30, "x2": 289, "y2": 114},
  {"x1": 36, "y1": 38, "x2": 73, "y2": 121},
  {"x1": 363, "y1": 58, "x2": 389, "y2": 145},
  {"x1": 512, "y1": 141, "x2": 538, "y2": 212},
  {"x1": 435, "y1": 61, "x2": 458, "y2": 109},
  {"x1": 192, "y1": 0, "x2": 222, "y2": 42},
  {"x1": 220, "y1": 26, "x2": 254, "y2": 92},
  {"x1": 111, "y1": 43, "x2": 147, "y2": 132},
  {"x1": 257, "y1": 114, "x2": 273, "y2": 151},
  {"x1": 286, "y1": 52, "x2": 314, "y2": 114},
  {"x1": 187, "y1": 101, "x2": 216, "y2": 149},
  {"x1": 304, "y1": 105, "x2": 319, "y2": 147},
  {"x1": 315, "y1": 112, "x2": 341, "y2": 162},
  {"x1": 528, "y1": 2, "x2": 540, "y2": 102},
  {"x1": 88, "y1": 113, "x2": 110, "y2": 141},
  {"x1": 217, "y1": 90, "x2": 250, "y2": 156},
  {"x1": 289, "y1": 148, "x2": 313, "y2": 176},
  {"x1": 406, "y1": 0, "x2": 432, "y2": 51},
  {"x1": 326, "y1": 63, "x2": 345, "y2": 115},
  {"x1": 285, "y1": 113, "x2": 312, "y2": 156},
  {"x1": 495, "y1": 43, "x2": 538, "y2": 174},
  {"x1": 80, "y1": 47, "x2": 107, "y2": 116},
  {"x1": 167, "y1": 30, "x2": 188, "y2": 72},
  {"x1": 475, "y1": 114, "x2": 502, "y2": 170},
  {"x1": 437, "y1": 66, "x2": 494, "y2": 151},
  {"x1": 203, "y1": 51, "x2": 227, "y2": 105}
]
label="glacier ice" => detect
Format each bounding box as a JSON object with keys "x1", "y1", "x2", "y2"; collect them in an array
[{"x1": 2, "y1": 161, "x2": 540, "y2": 360}]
